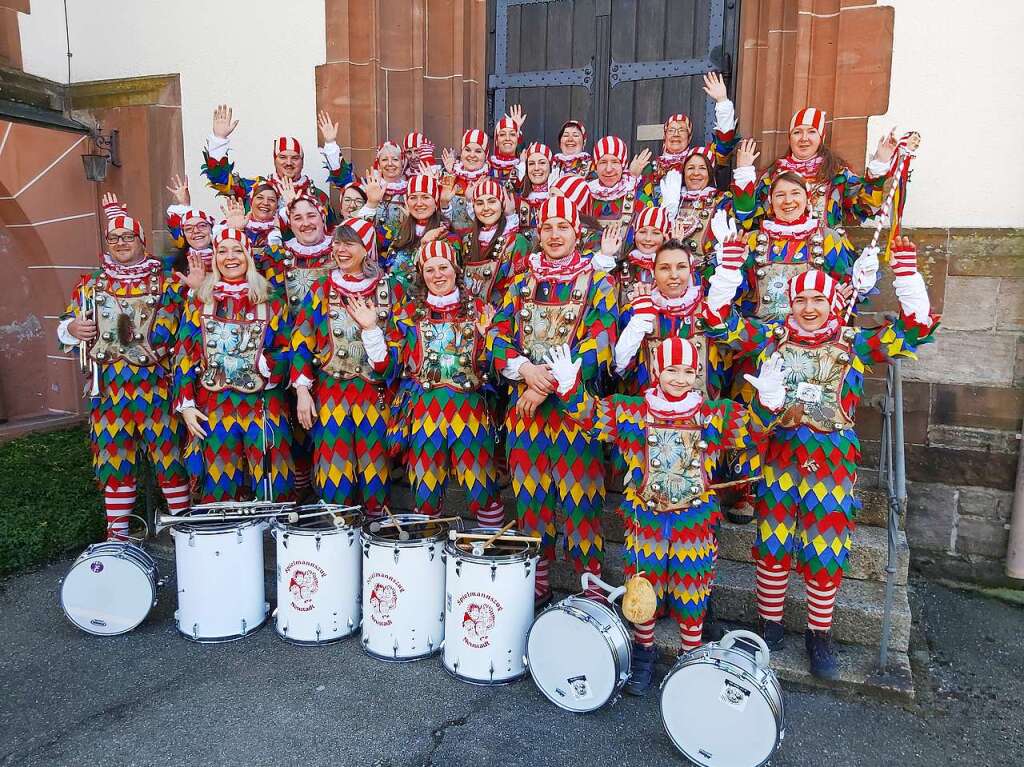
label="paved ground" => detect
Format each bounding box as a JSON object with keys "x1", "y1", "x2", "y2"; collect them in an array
[{"x1": 2, "y1": 557, "x2": 1021, "y2": 767}]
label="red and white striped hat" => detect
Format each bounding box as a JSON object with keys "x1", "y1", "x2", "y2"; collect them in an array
[
  {"x1": 212, "y1": 227, "x2": 252, "y2": 256},
  {"x1": 559, "y1": 120, "x2": 588, "y2": 146},
  {"x1": 339, "y1": 216, "x2": 378, "y2": 257},
  {"x1": 551, "y1": 174, "x2": 592, "y2": 213},
  {"x1": 462, "y1": 129, "x2": 489, "y2": 151},
  {"x1": 634, "y1": 206, "x2": 670, "y2": 235},
  {"x1": 107, "y1": 214, "x2": 146, "y2": 245},
  {"x1": 593, "y1": 135, "x2": 628, "y2": 165},
  {"x1": 181, "y1": 208, "x2": 214, "y2": 227},
  {"x1": 403, "y1": 132, "x2": 427, "y2": 151},
  {"x1": 472, "y1": 177, "x2": 503, "y2": 201},
  {"x1": 273, "y1": 136, "x2": 303, "y2": 156},
  {"x1": 788, "y1": 268, "x2": 837, "y2": 303},
  {"x1": 494, "y1": 116, "x2": 520, "y2": 137},
  {"x1": 538, "y1": 196, "x2": 580, "y2": 232},
  {"x1": 790, "y1": 108, "x2": 827, "y2": 134},
  {"x1": 416, "y1": 239, "x2": 458, "y2": 269},
  {"x1": 684, "y1": 145, "x2": 716, "y2": 166},
  {"x1": 664, "y1": 113, "x2": 693, "y2": 133},
  {"x1": 525, "y1": 141, "x2": 553, "y2": 163},
  {"x1": 406, "y1": 174, "x2": 441, "y2": 204},
  {"x1": 287, "y1": 194, "x2": 327, "y2": 221},
  {"x1": 376, "y1": 140, "x2": 403, "y2": 157},
  {"x1": 656, "y1": 336, "x2": 699, "y2": 372}
]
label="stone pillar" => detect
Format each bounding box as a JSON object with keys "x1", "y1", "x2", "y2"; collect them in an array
[
  {"x1": 736, "y1": 0, "x2": 894, "y2": 173},
  {"x1": 316, "y1": 0, "x2": 487, "y2": 175}
]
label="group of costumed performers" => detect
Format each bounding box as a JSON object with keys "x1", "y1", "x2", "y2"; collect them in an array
[{"x1": 59, "y1": 88, "x2": 930, "y2": 689}]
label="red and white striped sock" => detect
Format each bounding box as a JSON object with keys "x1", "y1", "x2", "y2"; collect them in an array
[
  {"x1": 160, "y1": 481, "x2": 191, "y2": 515},
  {"x1": 755, "y1": 560, "x2": 789, "y2": 622},
  {"x1": 534, "y1": 558, "x2": 550, "y2": 598},
  {"x1": 104, "y1": 480, "x2": 136, "y2": 540},
  {"x1": 633, "y1": 619, "x2": 656, "y2": 647},
  {"x1": 293, "y1": 466, "x2": 311, "y2": 491},
  {"x1": 805, "y1": 581, "x2": 839, "y2": 632},
  {"x1": 476, "y1": 501, "x2": 505, "y2": 527},
  {"x1": 680, "y1": 622, "x2": 704, "y2": 651}
]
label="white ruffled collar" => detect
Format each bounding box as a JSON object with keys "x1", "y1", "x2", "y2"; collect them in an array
[
  {"x1": 644, "y1": 388, "x2": 703, "y2": 419},
  {"x1": 330, "y1": 269, "x2": 375, "y2": 295},
  {"x1": 426, "y1": 288, "x2": 460, "y2": 309}
]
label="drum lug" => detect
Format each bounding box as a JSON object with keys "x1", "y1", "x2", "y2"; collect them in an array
[
  {"x1": 315, "y1": 533, "x2": 322, "y2": 551},
  {"x1": 282, "y1": 532, "x2": 289, "y2": 548},
  {"x1": 236, "y1": 527, "x2": 243, "y2": 543},
  {"x1": 241, "y1": 617, "x2": 248, "y2": 635},
  {"x1": 392, "y1": 638, "x2": 400, "y2": 657},
  {"x1": 315, "y1": 624, "x2": 322, "y2": 643},
  {"x1": 362, "y1": 541, "x2": 371, "y2": 558},
  {"x1": 192, "y1": 623, "x2": 199, "y2": 640},
  {"x1": 347, "y1": 530, "x2": 355, "y2": 546},
  {"x1": 393, "y1": 546, "x2": 400, "y2": 565},
  {"x1": 276, "y1": 564, "x2": 281, "y2": 582},
  {"x1": 361, "y1": 634, "x2": 370, "y2": 648},
  {"x1": 455, "y1": 560, "x2": 462, "y2": 578},
  {"x1": 489, "y1": 661, "x2": 495, "y2": 682},
  {"x1": 490, "y1": 564, "x2": 498, "y2": 582},
  {"x1": 347, "y1": 617, "x2": 355, "y2": 631},
  {"x1": 188, "y1": 530, "x2": 196, "y2": 547},
  {"x1": 428, "y1": 544, "x2": 435, "y2": 562}
]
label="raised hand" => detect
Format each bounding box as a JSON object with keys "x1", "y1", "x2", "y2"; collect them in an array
[
  {"x1": 628, "y1": 148, "x2": 653, "y2": 177},
  {"x1": 743, "y1": 352, "x2": 788, "y2": 410},
  {"x1": 101, "y1": 191, "x2": 120, "y2": 209},
  {"x1": 222, "y1": 197, "x2": 248, "y2": 229},
  {"x1": 317, "y1": 110, "x2": 338, "y2": 144},
  {"x1": 439, "y1": 174, "x2": 456, "y2": 207},
  {"x1": 710, "y1": 208, "x2": 738, "y2": 246},
  {"x1": 600, "y1": 221, "x2": 626, "y2": 257},
  {"x1": 165, "y1": 174, "x2": 190, "y2": 205},
  {"x1": 361, "y1": 170, "x2": 385, "y2": 206},
  {"x1": 735, "y1": 138, "x2": 760, "y2": 169},
  {"x1": 278, "y1": 175, "x2": 297, "y2": 206},
  {"x1": 212, "y1": 104, "x2": 238, "y2": 139},
  {"x1": 904, "y1": 131, "x2": 921, "y2": 154},
  {"x1": 182, "y1": 250, "x2": 207, "y2": 291},
  {"x1": 702, "y1": 71, "x2": 728, "y2": 103},
  {"x1": 852, "y1": 244, "x2": 880, "y2": 293},
  {"x1": 873, "y1": 130, "x2": 898, "y2": 165},
  {"x1": 719, "y1": 232, "x2": 747, "y2": 270},
  {"x1": 476, "y1": 304, "x2": 496, "y2": 336},
  {"x1": 344, "y1": 295, "x2": 380, "y2": 330},
  {"x1": 670, "y1": 217, "x2": 689, "y2": 241},
  {"x1": 420, "y1": 225, "x2": 449, "y2": 244},
  {"x1": 68, "y1": 316, "x2": 98, "y2": 342},
  {"x1": 441, "y1": 147, "x2": 457, "y2": 174},
  {"x1": 508, "y1": 104, "x2": 527, "y2": 129},
  {"x1": 543, "y1": 343, "x2": 582, "y2": 393}
]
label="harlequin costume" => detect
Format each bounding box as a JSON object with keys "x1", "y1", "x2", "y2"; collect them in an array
[
  {"x1": 487, "y1": 197, "x2": 619, "y2": 601},
  {"x1": 742, "y1": 108, "x2": 890, "y2": 229},
  {"x1": 239, "y1": 177, "x2": 284, "y2": 261},
  {"x1": 403, "y1": 131, "x2": 436, "y2": 176},
  {"x1": 552, "y1": 120, "x2": 593, "y2": 178},
  {"x1": 165, "y1": 206, "x2": 215, "y2": 276},
  {"x1": 459, "y1": 178, "x2": 530, "y2": 308},
  {"x1": 550, "y1": 174, "x2": 601, "y2": 257},
  {"x1": 173, "y1": 229, "x2": 295, "y2": 502},
  {"x1": 596, "y1": 205, "x2": 671, "y2": 305},
  {"x1": 357, "y1": 140, "x2": 411, "y2": 255},
  {"x1": 587, "y1": 135, "x2": 647, "y2": 231},
  {"x1": 290, "y1": 218, "x2": 396, "y2": 516},
  {"x1": 547, "y1": 336, "x2": 775, "y2": 693},
  {"x1": 488, "y1": 115, "x2": 522, "y2": 187},
  {"x1": 443, "y1": 129, "x2": 491, "y2": 233},
  {"x1": 202, "y1": 134, "x2": 352, "y2": 226},
  {"x1": 704, "y1": 255, "x2": 938, "y2": 678},
  {"x1": 515, "y1": 142, "x2": 554, "y2": 241},
  {"x1": 58, "y1": 212, "x2": 191, "y2": 538},
  {"x1": 388, "y1": 241, "x2": 504, "y2": 525}
]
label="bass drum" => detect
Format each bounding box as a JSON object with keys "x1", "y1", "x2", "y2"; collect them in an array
[
  {"x1": 60, "y1": 539, "x2": 159, "y2": 636},
  {"x1": 660, "y1": 630, "x2": 785, "y2": 767},
  {"x1": 525, "y1": 574, "x2": 632, "y2": 713}
]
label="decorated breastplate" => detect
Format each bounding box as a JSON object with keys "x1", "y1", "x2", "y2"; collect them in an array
[
  {"x1": 90, "y1": 268, "x2": 163, "y2": 367},
  {"x1": 319, "y1": 280, "x2": 392, "y2": 381},
  {"x1": 639, "y1": 419, "x2": 708, "y2": 512},
  {"x1": 416, "y1": 316, "x2": 481, "y2": 392},
  {"x1": 595, "y1": 190, "x2": 636, "y2": 228},
  {"x1": 284, "y1": 254, "x2": 332, "y2": 309},
  {"x1": 463, "y1": 233, "x2": 513, "y2": 305},
  {"x1": 776, "y1": 326, "x2": 857, "y2": 433},
  {"x1": 642, "y1": 328, "x2": 709, "y2": 396},
  {"x1": 617, "y1": 260, "x2": 655, "y2": 305},
  {"x1": 752, "y1": 228, "x2": 826, "y2": 322},
  {"x1": 807, "y1": 181, "x2": 830, "y2": 222},
  {"x1": 200, "y1": 302, "x2": 269, "y2": 394},
  {"x1": 517, "y1": 270, "x2": 591, "y2": 364}
]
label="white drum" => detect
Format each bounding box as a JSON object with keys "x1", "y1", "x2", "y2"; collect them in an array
[
  {"x1": 172, "y1": 519, "x2": 269, "y2": 642},
  {"x1": 271, "y1": 506, "x2": 363, "y2": 645},
  {"x1": 660, "y1": 630, "x2": 785, "y2": 767},
  {"x1": 526, "y1": 574, "x2": 632, "y2": 712},
  {"x1": 442, "y1": 527, "x2": 539, "y2": 685},
  {"x1": 60, "y1": 538, "x2": 160, "y2": 636},
  {"x1": 360, "y1": 514, "x2": 448, "y2": 661}
]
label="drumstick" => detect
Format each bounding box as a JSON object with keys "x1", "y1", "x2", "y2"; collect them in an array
[
  {"x1": 383, "y1": 507, "x2": 409, "y2": 541},
  {"x1": 472, "y1": 520, "x2": 518, "y2": 554},
  {"x1": 369, "y1": 515, "x2": 460, "y2": 533},
  {"x1": 448, "y1": 532, "x2": 541, "y2": 543},
  {"x1": 708, "y1": 475, "x2": 764, "y2": 491}
]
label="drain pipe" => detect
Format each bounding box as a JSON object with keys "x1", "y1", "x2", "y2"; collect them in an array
[{"x1": 1006, "y1": 417, "x2": 1024, "y2": 580}]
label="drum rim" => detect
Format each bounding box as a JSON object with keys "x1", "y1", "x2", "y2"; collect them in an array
[
  {"x1": 670, "y1": 646, "x2": 786, "y2": 721},
  {"x1": 271, "y1": 512, "x2": 362, "y2": 535},
  {"x1": 78, "y1": 541, "x2": 159, "y2": 571},
  {"x1": 441, "y1": 656, "x2": 528, "y2": 687},
  {"x1": 444, "y1": 526, "x2": 538, "y2": 563},
  {"x1": 361, "y1": 513, "x2": 449, "y2": 545},
  {"x1": 171, "y1": 518, "x2": 269, "y2": 535},
  {"x1": 60, "y1": 553, "x2": 158, "y2": 636},
  {"x1": 658, "y1": 653, "x2": 784, "y2": 765},
  {"x1": 175, "y1": 613, "x2": 269, "y2": 643},
  {"x1": 525, "y1": 600, "x2": 628, "y2": 713},
  {"x1": 273, "y1": 619, "x2": 360, "y2": 645}
]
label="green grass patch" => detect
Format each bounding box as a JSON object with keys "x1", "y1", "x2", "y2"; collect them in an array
[{"x1": 0, "y1": 427, "x2": 104, "y2": 576}]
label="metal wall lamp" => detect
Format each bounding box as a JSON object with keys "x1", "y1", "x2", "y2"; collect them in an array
[{"x1": 81, "y1": 129, "x2": 121, "y2": 182}]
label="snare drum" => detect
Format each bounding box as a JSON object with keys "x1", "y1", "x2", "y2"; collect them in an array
[
  {"x1": 360, "y1": 514, "x2": 448, "y2": 661},
  {"x1": 660, "y1": 630, "x2": 785, "y2": 767},
  {"x1": 443, "y1": 527, "x2": 538, "y2": 685},
  {"x1": 60, "y1": 540, "x2": 160, "y2": 636},
  {"x1": 172, "y1": 518, "x2": 269, "y2": 642},
  {"x1": 526, "y1": 574, "x2": 632, "y2": 712},
  {"x1": 271, "y1": 506, "x2": 363, "y2": 645}
]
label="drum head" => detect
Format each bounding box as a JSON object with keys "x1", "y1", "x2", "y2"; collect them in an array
[
  {"x1": 527, "y1": 607, "x2": 617, "y2": 713},
  {"x1": 61, "y1": 553, "x2": 154, "y2": 636},
  {"x1": 661, "y1": 662, "x2": 779, "y2": 766}
]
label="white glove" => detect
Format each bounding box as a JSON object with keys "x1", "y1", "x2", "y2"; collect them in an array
[
  {"x1": 614, "y1": 314, "x2": 654, "y2": 374},
  {"x1": 743, "y1": 352, "x2": 788, "y2": 411},
  {"x1": 732, "y1": 165, "x2": 756, "y2": 188},
  {"x1": 893, "y1": 272, "x2": 930, "y2": 324},
  {"x1": 590, "y1": 252, "x2": 617, "y2": 272},
  {"x1": 659, "y1": 169, "x2": 683, "y2": 220},
  {"x1": 516, "y1": 159, "x2": 527, "y2": 181},
  {"x1": 548, "y1": 165, "x2": 563, "y2": 186},
  {"x1": 361, "y1": 327, "x2": 388, "y2": 365},
  {"x1": 851, "y1": 245, "x2": 880, "y2": 297},
  {"x1": 710, "y1": 208, "x2": 737, "y2": 245},
  {"x1": 543, "y1": 344, "x2": 582, "y2": 395},
  {"x1": 714, "y1": 99, "x2": 737, "y2": 134}
]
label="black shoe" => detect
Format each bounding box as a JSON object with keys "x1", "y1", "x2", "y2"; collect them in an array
[
  {"x1": 625, "y1": 643, "x2": 659, "y2": 697},
  {"x1": 725, "y1": 499, "x2": 755, "y2": 525},
  {"x1": 805, "y1": 629, "x2": 840, "y2": 680},
  {"x1": 701, "y1": 599, "x2": 724, "y2": 642},
  {"x1": 759, "y1": 619, "x2": 785, "y2": 650},
  {"x1": 534, "y1": 590, "x2": 553, "y2": 610}
]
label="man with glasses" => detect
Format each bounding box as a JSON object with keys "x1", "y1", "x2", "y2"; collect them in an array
[{"x1": 57, "y1": 200, "x2": 191, "y2": 539}]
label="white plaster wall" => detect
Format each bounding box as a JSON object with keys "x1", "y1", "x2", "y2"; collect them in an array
[
  {"x1": 868, "y1": 0, "x2": 1024, "y2": 228},
  {"x1": 18, "y1": 0, "x2": 327, "y2": 217}
]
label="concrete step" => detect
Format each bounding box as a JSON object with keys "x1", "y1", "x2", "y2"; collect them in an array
[
  {"x1": 550, "y1": 545, "x2": 911, "y2": 653},
  {"x1": 650, "y1": 619, "x2": 914, "y2": 702},
  {"x1": 715, "y1": 519, "x2": 909, "y2": 585}
]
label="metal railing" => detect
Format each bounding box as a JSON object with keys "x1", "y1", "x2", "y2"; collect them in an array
[{"x1": 875, "y1": 359, "x2": 907, "y2": 670}]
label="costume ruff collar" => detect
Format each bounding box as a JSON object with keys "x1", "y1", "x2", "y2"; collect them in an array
[
  {"x1": 287, "y1": 236, "x2": 333, "y2": 259},
  {"x1": 554, "y1": 151, "x2": 589, "y2": 164},
  {"x1": 776, "y1": 153, "x2": 825, "y2": 178},
  {"x1": 644, "y1": 388, "x2": 703, "y2": 419},
  {"x1": 589, "y1": 172, "x2": 637, "y2": 202},
  {"x1": 489, "y1": 152, "x2": 519, "y2": 170},
  {"x1": 528, "y1": 250, "x2": 590, "y2": 281},
  {"x1": 330, "y1": 269, "x2": 376, "y2": 296},
  {"x1": 101, "y1": 253, "x2": 161, "y2": 281},
  {"x1": 426, "y1": 288, "x2": 460, "y2": 310},
  {"x1": 652, "y1": 285, "x2": 702, "y2": 318},
  {"x1": 680, "y1": 186, "x2": 718, "y2": 202},
  {"x1": 762, "y1": 213, "x2": 819, "y2": 240},
  {"x1": 453, "y1": 162, "x2": 489, "y2": 184},
  {"x1": 212, "y1": 279, "x2": 250, "y2": 300},
  {"x1": 784, "y1": 314, "x2": 842, "y2": 345},
  {"x1": 627, "y1": 248, "x2": 655, "y2": 270}
]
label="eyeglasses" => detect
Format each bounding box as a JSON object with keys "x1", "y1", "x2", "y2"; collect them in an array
[
  {"x1": 183, "y1": 223, "x2": 212, "y2": 232},
  {"x1": 105, "y1": 233, "x2": 138, "y2": 244},
  {"x1": 665, "y1": 128, "x2": 689, "y2": 137}
]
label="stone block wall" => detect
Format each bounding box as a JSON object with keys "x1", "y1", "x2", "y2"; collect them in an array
[{"x1": 852, "y1": 228, "x2": 1024, "y2": 584}]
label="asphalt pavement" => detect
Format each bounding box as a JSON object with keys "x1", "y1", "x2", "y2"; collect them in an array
[{"x1": 1, "y1": 556, "x2": 1021, "y2": 767}]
